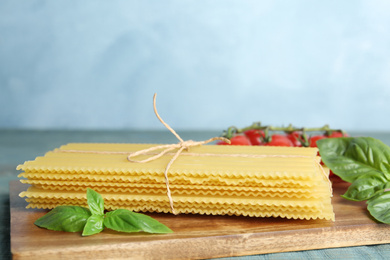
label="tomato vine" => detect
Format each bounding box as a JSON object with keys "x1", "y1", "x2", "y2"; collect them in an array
[{"x1": 219, "y1": 122, "x2": 348, "y2": 147}]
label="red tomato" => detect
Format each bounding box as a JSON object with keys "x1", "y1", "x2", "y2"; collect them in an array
[
  {"x1": 244, "y1": 129, "x2": 264, "y2": 145},
  {"x1": 217, "y1": 135, "x2": 251, "y2": 145},
  {"x1": 286, "y1": 132, "x2": 302, "y2": 147},
  {"x1": 309, "y1": 135, "x2": 327, "y2": 147},
  {"x1": 264, "y1": 134, "x2": 294, "y2": 147},
  {"x1": 328, "y1": 131, "x2": 348, "y2": 138}
]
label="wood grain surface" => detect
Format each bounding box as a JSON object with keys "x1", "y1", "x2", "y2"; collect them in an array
[{"x1": 10, "y1": 179, "x2": 390, "y2": 260}]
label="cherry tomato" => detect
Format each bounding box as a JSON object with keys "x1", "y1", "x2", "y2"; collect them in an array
[
  {"x1": 286, "y1": 132, "x2": 302, "y2": 147},
  {"x1": 328, "y1": 131, "x2": 349, "y2": 138},
  {"x1": 217, "y1": 135, "x2": 251, "y2": 145},
  {"x1": 264, "y1": 134, "x2": 294, "y2": 147},
  {"x1": 244, "y1": 129, "x2": 264, "y2": 145},
  {"x1": 309, "y1": 135, "x2": 327, "y2": 147}
]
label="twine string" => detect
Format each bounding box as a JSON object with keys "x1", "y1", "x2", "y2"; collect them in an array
[{"x1": 125, "y1": 94, "x2": 230, "y2": 214}]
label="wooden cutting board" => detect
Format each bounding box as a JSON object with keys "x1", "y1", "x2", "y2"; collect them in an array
[{"x1": 10, "y1": 179, "x2": 390, "y2": 260}]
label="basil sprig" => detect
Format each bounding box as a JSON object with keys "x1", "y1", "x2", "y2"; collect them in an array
[
  {"x1": 317, "y1": 137, "x2": 390, "y2": 224},
  {"x1": 34, "y1": 188, "x2": 173, "y2": 236}
]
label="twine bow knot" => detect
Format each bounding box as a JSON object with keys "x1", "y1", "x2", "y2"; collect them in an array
[{"x1": 127, "y1": 94, "x2": 230, "y2": 215}]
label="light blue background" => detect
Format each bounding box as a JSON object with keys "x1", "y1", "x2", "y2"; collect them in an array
[{"x1": 1, "y1": 1, "x2": 390, "y2": 131}]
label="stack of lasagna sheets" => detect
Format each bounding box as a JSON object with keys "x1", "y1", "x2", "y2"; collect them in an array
[{"x1": 17, "y1": 143, "x2": 335, "y2": 221}]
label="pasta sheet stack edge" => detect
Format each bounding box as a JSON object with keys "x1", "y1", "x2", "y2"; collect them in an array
[{"x1": 17, "y1": 143, "x2": 335, "y2": 221}]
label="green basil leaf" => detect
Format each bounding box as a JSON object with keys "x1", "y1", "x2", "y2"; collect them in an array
[
  {"x1": 367, "y1": 190, "x2": 390, "y2": 224},
  {"x1": 35, "y1": 206, "x2": 91, "y2": 232},
  {"x1": 104, "y1": 209, "x2": 142, "y2": 233},
  {"x1": 341, "y1": 172, "x2": 388, "y2": 201},
  {"x1": 317, "y1": 137, "x2": 390, "y2": 183},
  {"x1": 87, "y1": 188, "x2": 104, "y2": 216},
  {"x1": 104, "y1": 209, "x2": 173, "y2": 234},
  {"x1": 82, "y1": 215, "x2": 104, "y2": 236}
]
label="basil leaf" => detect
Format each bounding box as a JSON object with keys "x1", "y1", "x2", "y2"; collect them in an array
[
  {"x1": 367, "y1": 190, "x2": 390, "y2": 224},
  {"x1": 104, "y1": 209, "x2": 173, "y2": 234},
  {"x1": 82, "y1": 215, "x2": 104, "y2": 236},
  {"x1": 35, "y1": 206, "x2": 91, "y2": 232},
  {"x1": 317, "y1": 137, "x2": 390, "y2": 183},
  {"x1": 342, "y1": 172, "x2": 388, "y2": 201},
  {"x1": 87, "y1": 188, "x2": 104, "y2": 216},
  {"x1": 104, "y1": 209, "x2": 142, "y2": 233}
]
